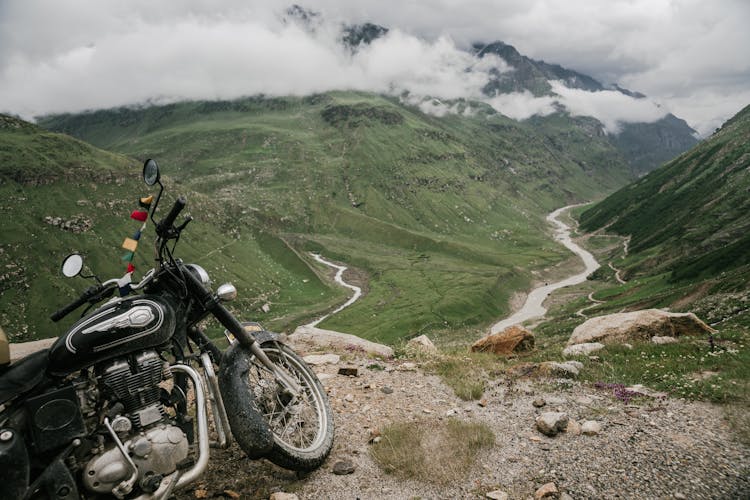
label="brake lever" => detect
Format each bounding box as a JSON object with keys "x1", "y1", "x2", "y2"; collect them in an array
[{"x1": 176, "y1": 215, "x2": 193, "y2": 232}]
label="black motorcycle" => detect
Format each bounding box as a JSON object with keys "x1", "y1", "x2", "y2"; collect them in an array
[{"x1": 0, "y1": 159, "x2": 334, "y2": 499}]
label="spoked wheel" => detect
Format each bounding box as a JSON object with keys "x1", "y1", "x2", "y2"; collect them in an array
[{"x1": 246, "y1": 342, "x2": 334, "y2": 471}]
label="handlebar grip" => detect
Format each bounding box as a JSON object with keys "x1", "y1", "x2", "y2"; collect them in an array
[
  {"x1": 159, "y1": 196, "x2": 186, "y2": 233},
  {"x1": 50, "y1": 289, "x2": 95, "y2": 322}
]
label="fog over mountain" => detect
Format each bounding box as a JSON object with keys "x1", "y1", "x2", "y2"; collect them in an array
[{"x1": 1, "y1": 0, "x2": 747, "y2": 136}]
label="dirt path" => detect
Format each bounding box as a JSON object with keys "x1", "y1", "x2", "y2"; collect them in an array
[
  {"x1": 178, "y1": 353, "x2": 750, "y2": 499},
  {"x1": 490, "y1": 205, "x2": 600, "y2": 333},
  {"x1": 305, "y1": 253, "x2": 363, "y2": 328}
]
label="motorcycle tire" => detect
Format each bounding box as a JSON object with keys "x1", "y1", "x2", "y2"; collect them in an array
[{"x1": 225, "y1": 341, "x2": 334, "y2": 471}]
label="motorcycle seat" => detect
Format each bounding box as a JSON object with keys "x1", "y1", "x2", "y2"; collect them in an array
[{"x1": 0, "y1": 349, "x2": 50, "y2": 405}]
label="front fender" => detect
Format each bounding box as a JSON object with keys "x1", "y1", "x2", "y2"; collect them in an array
[{"x1": 218, "y1": 342, "x2": 274, "y2": 458}]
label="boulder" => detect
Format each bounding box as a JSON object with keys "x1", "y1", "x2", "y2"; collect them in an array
[
  {"x1": 568, "y1": 309, "x2": 716, "y2": 346},
  {"x1": 289, "y1": 325, "x2": 394, "y2": 358},
  {"x1": 471, "y1": 326, "x2": 535, "y2": 355},
  {"x1": 406, "y1": 334, "x2": 438, "y2": 355}
]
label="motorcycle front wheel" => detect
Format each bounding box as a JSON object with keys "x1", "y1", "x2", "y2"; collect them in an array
[{"x1": 241, "y1": 341, "x2": 334, "y2": 471}]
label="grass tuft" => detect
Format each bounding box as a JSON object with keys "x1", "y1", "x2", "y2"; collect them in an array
[{"x1": 371, "y1": 419, "x2": 495, "y2": 484}]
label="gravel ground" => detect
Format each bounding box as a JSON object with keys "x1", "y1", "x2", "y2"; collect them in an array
[{"x1": 176, "y1": 353, "x2": 750, "y2": 500}]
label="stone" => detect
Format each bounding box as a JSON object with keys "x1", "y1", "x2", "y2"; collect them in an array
[
  {"x1": 289, "y1": 325, "x2": 394, "y2": 358},
  {"x1": 536, "y1": 412, "x2": 569, "y2": 437},
  {"x1": 651, "y1": 335, "x2": 679, "y2": 345},
  {"x1": 269, "y1": 493, "x2": 299, "y2": 500},
  {"x1": 560, "y1": 493, "x2": 574, "y2": 500},
  {"x1": 568, "y1": 309, "x2": 716, "y2": 346},
  {"x1": 406, "y1": 334, "x2": 438, "y2": 354},
  {"x1": 566, "y1": 418, "x2": 581, "y2": 435},
  {"x1": 624, "y1": 384, "x2": 668, "y2": 399},
  {"x1": 478, "y1": 398, "x2": 487, "y2": 407},
  {"x1": 380, "y1": 386, "x2": 394, "y2": 394},
  {"x1": 303, "y1": 353, "x2": 341, "y2": 366},
  {"x1": 261, "y1": 303, "x2": 271, "y2": 313},
  {"x1": 338, "y1": 366, "x2": 359, "y2": 377},
  {"x1": 471, "y1": 325, "x2": 535, "y2": 356},
  {"x1": 534, "y1": 482, "x2": 559, "y2": 499},
  {"x1": 332, "y1": 459, "x2": 356, "y2": 475},
  {"x1": 581, "y1": 420, "x2": 601, "y2": 435},
  {"x1": 532, "y1": 398, "x2": 546, "y2": 408},
  {"x1": 486, "y1": 490, "x2": 509, "y2": 500},
  {"x1": 344, "y1": 394, "x2": 355, "y2": 402},
  {"x1": 399, "y1": 362, "x2": 417, "y2": 371},
  {"x1": 563, "y1": 342, "x2": 605, "y2": 357},
  {"x1": 540, "y1": 361, "x2": 581, "y2": 377}
]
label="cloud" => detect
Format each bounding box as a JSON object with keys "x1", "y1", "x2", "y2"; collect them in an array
[
  {"x1": 485, "y1": 91, "x2": 556, "y2": 121},
  {"x1": 0, "y1": 0, "x2": 746, "y2": 134}
]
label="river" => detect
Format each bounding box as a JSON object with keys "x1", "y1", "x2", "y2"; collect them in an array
[{"x1": 489, "y1": 204, "x2": 600, "y2": 334}]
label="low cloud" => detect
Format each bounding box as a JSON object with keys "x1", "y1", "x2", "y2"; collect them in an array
[{"x1": 0, "y1": 2, "x2": 693, "y2": 134}]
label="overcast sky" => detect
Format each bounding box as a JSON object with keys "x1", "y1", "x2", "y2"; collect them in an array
[{"x1": 1, "y1": 0, "x2": 747, "y2": 136}]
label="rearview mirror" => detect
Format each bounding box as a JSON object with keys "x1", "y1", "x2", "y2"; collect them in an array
[
  {"x1": 61, "y1": 253, "x2": 84, "y2": 278},
  {"x1": 143, "y1": 158, "x2": 160, "y2": 186}
]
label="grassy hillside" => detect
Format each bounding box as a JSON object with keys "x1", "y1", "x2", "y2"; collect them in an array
[
  {"x1": 36, "y1": 92, "x2": 640, "y2": 343},
  {"x1": 580, "y1": 104, "x2": 750, "y2": 284},
  {"x1": 0, "y1": 115, "x2": 341, "y2": 342}
]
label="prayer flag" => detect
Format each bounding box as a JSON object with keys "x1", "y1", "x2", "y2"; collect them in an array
[
  {"x1": 122, "y1": 237, "x2": 138, "y2": 252},
  {"x1": 130, "y1": 210, "x2": 148, "y2": 222}
]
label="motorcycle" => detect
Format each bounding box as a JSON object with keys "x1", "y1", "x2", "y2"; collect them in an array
[{"x1": 0, "y1": 159, "x2": 334, "y2": 499}]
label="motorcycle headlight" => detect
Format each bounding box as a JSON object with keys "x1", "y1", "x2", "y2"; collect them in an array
[{"x1": 185, "y1": 264, "x2": 211, "y2": 287}]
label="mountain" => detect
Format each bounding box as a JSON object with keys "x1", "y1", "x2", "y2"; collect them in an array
[
  {"x1": 37, "y1": 91, "x2": 639, "y2": 343},
  {"x1": 472, "y1": 40, "x2": 699, "y2": 175},
  {"x1": 580, "y1": 104, "x2": 750, "y2": 296},
  {"x1": 0, "y1": 114, "x2": 340, "y2": 342}
]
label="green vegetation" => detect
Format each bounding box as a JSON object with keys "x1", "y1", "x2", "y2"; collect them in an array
[
  {"x1": 29, "y1": 91, "x2": 639, "y2": 343},
  {"x1": 371, "y1": 418, "x2": 495, "y2": 484}
]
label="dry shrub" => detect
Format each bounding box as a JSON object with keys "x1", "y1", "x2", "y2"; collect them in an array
[{"x1": 371, "y1": 419, "x2": 495, "y2": 484}]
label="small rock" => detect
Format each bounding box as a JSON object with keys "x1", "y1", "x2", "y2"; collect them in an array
[
  {"x1": 541, "y1": 361, "x2": 580, "y2": 377},
  {"x1": 223, "y1": 490, "x2": 241, "y2": 499},
  {"x1": 534, "y1": 482, "x2": 559, "y2": 499},
  {"x1": 536, "y1": 412, "x2": 569, "y2": 437},
  {"x1": 407, "y1": 334, "x2": 438, "y2": 354},
  {"x1": 332, "y1": 459, "x2": 356, "y2": 475},
  {"x1": 399, "y1": 362, "x2": 418, "y2": 371},
  {"x1": 261, "y1": 303, "x2": 271, "y2": 313},
  {"x1": 368, "y1": 428, "x2": 381, "y2": 443},
  {"x1": 532, "y1": 398, "x2": 546, "y2": 408},
  {"x1": 566, "y1": 418, "x2": 581, "y2": 435},
  {"x1": 674, "y1": 493, "x2": 687, "y2": 500},
  {"x1": 471, "y1": 325, "x2": 535, "y2": 355},
  {"x1": 344, "y1": 394, "x2": 355, "y2": 403},
  {"x1": 316, "y1": 373, "x2": 334, "y2": 382},
  {"x1": 560, "y1": 493, "x2": 574, "y2": 500},
  {"x1": 303, "y1": 354, "x2": 341, "y2": 366},
  {"x1": 486, "y1": 490, "x2": 509, "y2": 500},
  {"x1": 562, "y1": 342, "x2": 604, "y2": 357},
  {"x1": 651, "y1": 335, "x2": 679, "y2": 345},
  {"x1": 422, "y1": 408, "x2": 434, "y2": 414},
  {"x1": 478, "y1": 398, "x2": 487, "y2": 407},
  {"x1": 581, "y1": 420, "x2": 602, "y2": 435},
  {"x1": 269, "y1": 493, "x2": 299, "y2": 500},
  {"x1": 380, "y1": 386, "x2": 394, "y2": 394},
  {"x1": 338, "y1": 366, "x2": 359, "y2": 376}
]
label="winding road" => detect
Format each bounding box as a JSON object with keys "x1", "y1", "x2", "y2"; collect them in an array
[{"x1": 489, "y1": 204, "x2": 601, "y2": 334}]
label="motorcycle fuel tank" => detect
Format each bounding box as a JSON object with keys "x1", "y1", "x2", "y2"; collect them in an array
[{"x1": 48, "y1": 295, "x2": 176, "y2": 376}]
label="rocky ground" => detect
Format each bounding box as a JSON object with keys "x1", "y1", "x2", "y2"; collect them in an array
[{"x1": 176, "y1": 350, "x2": 750, "y2": 500}]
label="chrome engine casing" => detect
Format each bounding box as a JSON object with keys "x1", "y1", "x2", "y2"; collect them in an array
[
  {"x1": 82, "y1": 350, "x2": 189, "y2": 496},
  {"x1": 82, "y1": 423, "x2": 188, "y2": 494}
]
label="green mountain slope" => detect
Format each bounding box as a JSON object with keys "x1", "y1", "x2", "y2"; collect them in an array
[
  {"x1": 580, "y1": 104, "x2": 750, "y2": 288},
  {"x1": 0, "y1": 114, "x2": 341, "y2": 342},
  {"x1": 36, "y1": 92, "x2": 641, "y2": 342}
]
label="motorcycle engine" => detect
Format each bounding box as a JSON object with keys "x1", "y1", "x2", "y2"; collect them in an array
[{"x1": 82, "y1": 350, "x2": 189, "y2": 495}]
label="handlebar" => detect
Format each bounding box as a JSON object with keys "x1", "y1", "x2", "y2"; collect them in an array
[
  {"x1": 50, "y1": 285, "x2": 104, "y2": 322},
  {"x1": 157, "y1": 196, "x2": 186, "y2": 237}
]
